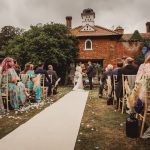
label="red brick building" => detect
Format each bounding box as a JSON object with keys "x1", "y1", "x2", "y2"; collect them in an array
[{"x1": 67, "y1": 8, "x2": 150, "y2": 67}]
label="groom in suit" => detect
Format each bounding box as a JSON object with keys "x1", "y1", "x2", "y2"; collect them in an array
[{"x1": 87, "y1": 61, "x2": 94, "y2": 90}]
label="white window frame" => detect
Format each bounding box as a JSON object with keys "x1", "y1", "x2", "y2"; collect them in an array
[{"x1": 85, "y1": 39, "x2": 93, "y2": 50}]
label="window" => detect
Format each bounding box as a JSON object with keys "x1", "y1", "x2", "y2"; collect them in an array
[{"x1": 85, "y1": 39, "x2": 92, "y2": 50}]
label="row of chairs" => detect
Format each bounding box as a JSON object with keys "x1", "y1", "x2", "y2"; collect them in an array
[
  {"x1": 112, "y1": 75, "x2": 150, "y2": 137},
  {"x1": 1, "y1": 73, "x2": 60, "y2": 112}
]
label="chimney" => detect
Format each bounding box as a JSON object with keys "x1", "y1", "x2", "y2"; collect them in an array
[
  {"x1": 66, "y1": 16, "x2": 72, "y2": 29},
  {"x1": 146, "y1": 22, "x2": 150, "y2": 33},
  {"x1": 114, "y1": 26, "x2": 124, "y2": 34}
]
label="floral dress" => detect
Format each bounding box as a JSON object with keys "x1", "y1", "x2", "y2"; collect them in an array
[
  {"x1": 26, "y1": 70, "x2": 41, "y2": 102},
  {"x1": 127, "y1": 63, "x2": 150, "y2": 110},
  {"x1": 1, "y1": 68, "x2": 26, "y2": 110},
  {"x1": 0, "y1": 66, "x2": 4, "y2": 111}
]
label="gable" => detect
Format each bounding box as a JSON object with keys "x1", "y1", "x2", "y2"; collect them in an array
[
  {"x1": 80, "y1": 25, "x2": 95, "y2": 32},
  {"x1": 71, "y1": 25, "x2": 120, "y2": 37}
]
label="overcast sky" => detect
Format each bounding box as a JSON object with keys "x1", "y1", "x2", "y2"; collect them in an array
[{"x1": 0, "y1": 0, "x2": 149, "y2": 33}]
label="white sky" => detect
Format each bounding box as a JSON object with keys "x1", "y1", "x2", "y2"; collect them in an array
[{"x1": 0, "y1": 0, "x2": 149, "y2": 33}]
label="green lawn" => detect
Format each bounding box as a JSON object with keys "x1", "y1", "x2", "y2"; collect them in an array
[
  {"x1": 74, "y1": 88, "x2": 150, "y2": 150},
  {"x1": 1, "y1": 86, "x2": 150, "y2": 150},
  {"x1": 0, "y1": 86, "x2": 72, "y2": 139}
]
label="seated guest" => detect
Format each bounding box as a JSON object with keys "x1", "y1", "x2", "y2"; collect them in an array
[
  {"x1": 127, "y1": 50, "x2": 150, "y2": 111},
  {"x1": 0, "y1": 58, "x2": 4, "y2": 113},
  {"x1": 35, "y1": 63, "x2": 52, "y2": 96},
  {"x1": 122, "y1": 57, "x2": 138, "y2": 75},
  {"x1": 21, "y1": 63, "x2": 41, "y2": 103},
  {"x1": 47, "y1": 65, "x2": 59, "y2": 94},
  {"x1": 47, "y1": 65, "x2": 58, "y2": 85},
  {"x1": 14, "y1": 60, "x2": 21, "y2": 76},
  {"x1": 0, "y1": 57, "x2": 27, "y2": 111}
]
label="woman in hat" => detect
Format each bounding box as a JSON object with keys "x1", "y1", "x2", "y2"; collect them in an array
[{"x1": 127, "y1": 48, "x2": 150, "y2": 111}]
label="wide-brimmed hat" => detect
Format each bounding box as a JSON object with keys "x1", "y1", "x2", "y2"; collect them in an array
[{"x1": 126, "y1": 57, "x2": 134, "y2": 63}]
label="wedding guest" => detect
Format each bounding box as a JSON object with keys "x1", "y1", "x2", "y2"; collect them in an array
[
  {"x1": 0, "y1": 58, "x2": 4, "y2": 113},
  {"x1": 47, "y1": 65, "x2": 58, "y2": 85},
  {"x1": 127, "y1": 50, "x2": 150, "y2": 111},
  {"x1": 73, "y1": 65, "x2": 83, "y2": 91},
  {"x1": 21, "y1": 63, "x2": 41, "y2": 102},
  {"x1": 1, "y1": 57, "x2": 27, "y2": 111},
  {"x1": 87, "y1": 61, "x2": 94, "y2": 90},
  {"x1": 122, "y1": 57, "x2": 138, "y2": 75},
  {"x1": 35, "y1": 63, "x2": 52, "y2": 96}
]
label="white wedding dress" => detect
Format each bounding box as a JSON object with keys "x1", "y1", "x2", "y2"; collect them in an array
[{"x1": 73, "y1": 66, "x2": 84, "y2": 91}]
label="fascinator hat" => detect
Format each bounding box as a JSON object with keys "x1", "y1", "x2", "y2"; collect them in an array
[{"x1": 142, "y1": 44, "x2": 150, "y2": 59}]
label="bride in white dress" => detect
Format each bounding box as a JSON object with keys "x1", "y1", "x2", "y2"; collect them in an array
[{"x1": 73, "y1": 65, "x2": 84, "y2": 91}]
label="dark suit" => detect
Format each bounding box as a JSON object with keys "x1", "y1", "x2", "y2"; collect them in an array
[
  {"x1": 87, "y1": 65, "x2": 93, "y2": 90},
  {"x1": 35, "y1": 69, "x2": 52, "y2": 95}
]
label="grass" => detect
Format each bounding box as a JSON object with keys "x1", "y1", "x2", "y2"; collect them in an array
[
  {"x1": 0, "y1": 86, "x2": 72, "y2": 139},
  {"x1": 74, "y1": 87, "x2": 150, "y2": 150},
  {"x1": 1, "y1": 86, "x2": 150, "y2": 149}
]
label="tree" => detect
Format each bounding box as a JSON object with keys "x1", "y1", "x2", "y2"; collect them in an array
[
  {"x1": 0, "y1": 26, "x2": 23, "y2": 53},
  {"x1": 134, "y1": 39, "x2": 150, "y2": 65},
  {"x1": 5, "y1": 23, "x2": 79, "y2": 84},
  {"x1": 130, "y1": 30, "x2": 143, "y2": 41}
]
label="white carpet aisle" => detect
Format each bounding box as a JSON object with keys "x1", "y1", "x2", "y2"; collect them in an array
[{"x1": 0, "y1": 90, "x2": 89, "y2": 150}]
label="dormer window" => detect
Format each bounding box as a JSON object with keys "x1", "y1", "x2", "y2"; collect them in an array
[{"x1": 85, "y1": 39, "x2": 92, "y2": 50}]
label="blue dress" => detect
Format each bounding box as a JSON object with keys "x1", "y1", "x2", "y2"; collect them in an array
[{"x1": 26, "y1": 70, "x2": 41, "y2": 102}]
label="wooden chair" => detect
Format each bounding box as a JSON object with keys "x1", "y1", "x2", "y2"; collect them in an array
[
  {"x1": 19, "y1": 74, "x2": 31, "y2": 94},
  {"x1": 122, "y1": 75, "x2": 136, "y2": 114},
  {"x1": 51, "y1": 78, "x2": 61, "y2": 95},
  {"x1": 40, "y1": 74, "x2": 48, "y2": 99},
  {"x1": 138, "y1": 91, "x2": 150, "y2": 137},
  {"x1": 1, "y1": 74, "x2": 9, "y2": 112},
  {"x1": 113, "y1": 75, "x2": 118, "y2": 105},
  {"x1": 136, "y1": 76, "x2": 150, "y2": 137}
]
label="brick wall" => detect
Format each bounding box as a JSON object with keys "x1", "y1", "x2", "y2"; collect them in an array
[{"x1": 77, "y1": 38, "x2": 141, "y2": 68}]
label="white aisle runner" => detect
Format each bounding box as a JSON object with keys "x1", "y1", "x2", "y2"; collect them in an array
[{"x1": 0, "y1": 90, "x2": 89, "y2": 150}]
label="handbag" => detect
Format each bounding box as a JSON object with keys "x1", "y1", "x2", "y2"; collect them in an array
[
  {"x1": 134, "y1": 98, "x2": 144, "y2": 114},
  {"x1": 107, "y1": 97, "x2": 113, "y2": 105}
]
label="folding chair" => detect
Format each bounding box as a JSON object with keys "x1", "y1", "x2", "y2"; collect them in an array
[
  {"x1": 51, "y1": 78, "x2": 61, "y2": 95},
  {"x1": 40, "y1": 74, "x2": 48, "y2": 99},
  {"x1": 113, "y1": 75, "x2": 118, "y2": 105},
  {"x1": 20, "y1": 74, "x2": 31, "y2": 94},
  {"x1": 122, "y1": 75, "x2": 136, "y2": 114},
  {"x1": 136, "y1": 76, "x2": 150, "y2": 137}
]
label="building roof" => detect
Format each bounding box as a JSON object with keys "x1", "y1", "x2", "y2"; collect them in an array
[
  {"x1": 121, "y1": 33, "x2": 150, "y2": 41},
  {"x1": 71, "y1": 25, "x2": 120, "y2": 37}
]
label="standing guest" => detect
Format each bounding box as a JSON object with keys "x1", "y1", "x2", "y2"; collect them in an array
[
  {"x1": 87, "y1": 61, "x2": 94, "y2": 90},
  {"x1": 80, "y1": 63, "x2": 86, "y2": 87},
  {"x1": 99, "y1": 68, "x2": 107, "y2": 98},
  {"x1": 113, "y1": 62, "x2": 124, "y2": 109},
  {"x1": 73, "y1": 65, "x2": 84, "y2": 91},
  {"x1": 105, "y1": 64, "x2": 114, "y2": 97},
  {"x1": 35, "y1": 63, "x2": 52, "y2": 96},
  {"x1": 1, "y1": 57, "x2": 27, "y2": 111}
]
